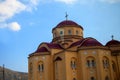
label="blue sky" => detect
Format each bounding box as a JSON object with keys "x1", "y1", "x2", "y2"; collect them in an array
[{"x1": 0, "y1": 0, "x2": 120, "y2": 72}]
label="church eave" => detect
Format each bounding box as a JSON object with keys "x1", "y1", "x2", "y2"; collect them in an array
[{"x1": 78, "y1": 46, "x2": 109, "y2": 50}]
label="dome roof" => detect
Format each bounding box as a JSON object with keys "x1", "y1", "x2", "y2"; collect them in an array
[
  {"x1": 57, "y1": 20, "x2": 78, "y2": 26},
  {"x1": 106, "y1": 40, "x2": 120, "y2": 46},
  {"x1": 70, "y1": 37, "x2": 103, "y2": 47},
  {"x1": 39, "y1": 42, "x2": 63, "y2": 49},
  {"x1": 35, "y1": 47, "x2": 49, "y2": 53},
  {"x1": 52, "y1": 20, "x2": 83, "y2": 31},
  {"x1": 29, "y1": 43, "x2": 63, "y2": 56},
  {"x1": 81, "y1": 38, "x2": 103, "y2": 47}
]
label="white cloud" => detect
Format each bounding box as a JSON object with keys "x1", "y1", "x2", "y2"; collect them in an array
[
  {"x1": 26, "y1": 0, "x2": 39, "y2": 11},
  {"x1": 8, "y1": 22, "x2": 21, "y2": 31},
  {"x1": 0, "y1": 0, "x2": 119, "y2": 32},
  {"x1": 0, "y1": 0, "x2": 39, "y2": 31},
  {"x1": 0, "y1": 0, "x2": 26, "y2": 22},
  {"x1": 30, "y1": 0, "x2": 39, "y2": 5},
  {"x1": 55, "y1": 0, "x2": 78, "y2": 4},
  {"x1": 0, "y1": 22, "x2": 21, "y2": 31}
]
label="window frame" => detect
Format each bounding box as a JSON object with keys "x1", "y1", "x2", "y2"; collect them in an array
[{"x1": 68, "y1": 30, "x2": 72, "y2": 35}]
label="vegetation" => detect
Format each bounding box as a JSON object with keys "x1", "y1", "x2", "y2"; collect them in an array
[{"x1": 0, "y1": 66, "x2": 28, "y2": 80}]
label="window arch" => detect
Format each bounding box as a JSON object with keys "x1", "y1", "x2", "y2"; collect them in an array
[
  {"x1": 38, "y1": 61, "x2": 44, "y2": 72},
  {"x1": 55, "y1": 57, "x2": 62, "y2": 61}
]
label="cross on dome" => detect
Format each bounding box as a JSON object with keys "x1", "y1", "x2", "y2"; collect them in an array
[
  {"x1": 65, "y1": 12, "x2": 68, "y2": 20},
  {"x1": 111, "y1": 35, "x2": 114, "y2": 40}
]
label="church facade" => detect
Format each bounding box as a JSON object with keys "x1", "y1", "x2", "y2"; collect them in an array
[{"x1": 28, "y1": 19, "x2": 120, "y2": 80}]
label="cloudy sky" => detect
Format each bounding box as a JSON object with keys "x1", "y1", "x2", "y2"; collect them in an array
[{"x1": 0, "y1": 0, "x2": 120, "y2": 72}]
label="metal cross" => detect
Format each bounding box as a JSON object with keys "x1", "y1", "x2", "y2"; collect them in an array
[
  {"x1": 111, "y1": 35, "x2": 114, "y2": 40},
  {"x1": 65, "y1": 12, "x2": 68, "y2": 20}
]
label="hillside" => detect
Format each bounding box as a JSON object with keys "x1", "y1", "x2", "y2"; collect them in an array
[{"x1": 0, "y1": 66, "x2": 28, "y2": 80}]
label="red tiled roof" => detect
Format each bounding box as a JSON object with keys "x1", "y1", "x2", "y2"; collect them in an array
[
  {"x1": 81, "y1": 38, "x2": 103, "y2": 47},
  {"x1": 69, "y1": 38, "x2": 85, "y2": 47},
  {"x1": 34, "y1": 42, "x2": 63, "y2": 53},
  {"x1": 35, "y1": 47, "x2": 49, "y2": 53},
  {"x1": 57, "y1": 20, "x2": 78, "y2": 26},
  {"x1": 43, "y1": 42, "x2": 63, "y2": 49},
  {"x1": 52, "y1": 20, "x2": 83, "y2": 31},
  {"x1": 106, "y1": 40, "x2": 120, "y2": 46},
  {"x1": 70, "y1": 37, "x2": 103, "y2": 47}
]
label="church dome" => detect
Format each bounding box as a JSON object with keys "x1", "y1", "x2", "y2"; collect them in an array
[
  {"x1": 106, "y1": 40, "x2": 120, "y2": 46},
  {"x1": 57, "y1": 20, "x2": 78, "y2": 26},
  {"x1": 52, "y1": 20, "x2": 83, "y2": 31},
  {"x1": 81, "y1": 37, "x2": 103, "y2": 47},
  {"x1": 70, "y1": 37, "x2": 103, "y2": 47},
  {"x1": 35, "y1": 47, "x2": 49, "y2": 53},
  {"x1": 52, "y1": 20, "x2": 84, "y2": 47}
]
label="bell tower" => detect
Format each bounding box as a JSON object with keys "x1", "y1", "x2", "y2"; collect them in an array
[{"x1": 52, "y1": 19, "x2": 84, "y2": 48}]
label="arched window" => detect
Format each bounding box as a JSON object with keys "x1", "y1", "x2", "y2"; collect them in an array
[
  {"x1": 86, "y1": 57, "x2": 96, "y2": 68},
  {"x1": 105, "y1": 76, "x2": 109, "y2": 80},
  {"x1": 60, "y1": 31, "x2": 63, "y2": 35},
  {"x1": 68, "y1": 30, "x2": 72, "y2": 35},
  {"x1": 91, "y1": 77, "x2": 95, "y2": 80},
  {"x1": 103, "y1": 57, "x2": 109, "y2": 69},
  {"x1": 71, "y1": 58, "x2": 76, "y2": 70},
  {"x1": 73, "y1": 78, "x2": 76, "y2": 80},
  {"x1": 38, "y1": 61, "x2": 44, "y2": 72},
  {"x1": 76, "y1": 30, "x2": 79, "y2": 35},
  {"x1": 106, "y1": 60, "x2": 109, "y2": 68}
]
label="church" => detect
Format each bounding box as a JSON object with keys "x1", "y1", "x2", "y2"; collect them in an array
[{"x1": 28, "y1": 17, "x2": 120, "y2": 80}]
